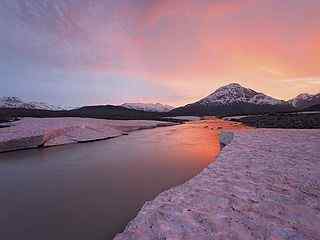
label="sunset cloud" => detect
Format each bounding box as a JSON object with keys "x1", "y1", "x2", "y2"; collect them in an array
[{"x1": 0, "y1": 0, "x2": 319, "y2": 106}]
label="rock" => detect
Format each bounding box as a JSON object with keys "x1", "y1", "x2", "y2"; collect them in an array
[{"x1": 219, "y1": 132, "x2": 234, "y2": 148}]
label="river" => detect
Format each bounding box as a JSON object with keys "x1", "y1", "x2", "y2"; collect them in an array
[{"x1": 0, "y1": 122, "x2": 220, "y2": 240}]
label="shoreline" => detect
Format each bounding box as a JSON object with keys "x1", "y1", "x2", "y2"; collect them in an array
[{"x1": 114, "y1": 128, "x2": 320, "y2": 240}]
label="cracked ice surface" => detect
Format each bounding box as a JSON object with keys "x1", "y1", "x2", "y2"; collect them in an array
[
  {"x1": 0, "y1": 118, "x2": 177, "y2": 152},
  {"x1": 114, "y1": 129, "x2": 320, "y2": 240}
]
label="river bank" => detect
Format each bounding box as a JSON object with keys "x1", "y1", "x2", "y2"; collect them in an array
[
  {"x1": 0, "y1": 119, "x2": 225, "y2": 240},
  {"x1": 114, "y1": 128, "x2": 320, "y2": 240},
  {"x1": 0, "y1": 117, "x2": 178, "y2": 153}
]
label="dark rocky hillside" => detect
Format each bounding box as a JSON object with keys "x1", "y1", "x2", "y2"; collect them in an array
[
  {"x1": 168, "y1": 102, "x2": 293, "y2": 117},
  {"x1": 0, "y1": 106, "x2": 166, "y2": 122},
  {"x1": 233, "y1": 112, "x2": 320, "y2": 129},
  {"x1": 303, "y1": 104, "x2": 320, "y2": 112}
]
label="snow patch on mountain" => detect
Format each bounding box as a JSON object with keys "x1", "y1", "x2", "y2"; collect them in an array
[
  {"x1": 289, "y1": 93, "x2": 320, "y2": 108},
  {"x1": 121, "y1": 103, "x2": 174, "y2": 112},
  {"x1": 198, "y1": 83, "x2": 284, "y2": 106},
  {"x1": 249, "y1": 94, "x2": 284, "y2": 105}
]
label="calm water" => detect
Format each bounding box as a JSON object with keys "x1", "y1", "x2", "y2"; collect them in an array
[{"x1": 0, "y1": 122, "x2": 219, "y2": 240}]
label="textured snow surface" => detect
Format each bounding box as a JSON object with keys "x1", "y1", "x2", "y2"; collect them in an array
[
  {"x1": 121, "y1": 103, "x2": 174, "y2": 112},
  {"x1": 0, "y1": 118, "x2": 177, "y2": 152},
  {"x1": 198, "y1": 83, "x2": 284, "y2": 106},
  {"x1": 114, "y1": 129, "x2": 320, "y2": 240},
  {"x1": 0, "y1": 96, "x2": 63, "y2": 110}
]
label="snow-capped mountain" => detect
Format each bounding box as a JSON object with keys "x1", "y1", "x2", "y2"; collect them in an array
[
  {"x1": 288, "y1": 93, "x2": 320, "y2": 109},
  {"x1": 0, "y1": 97, "x2": 63, "y2": 111},
  {"x1": 197, "y1": 83, "x2": 284, "y2": 106},
  {"x1": 169, "y1": 83, "x2": 292, "y2": 116},
  {"x1": 121, "y1": 103, "x2": 174, "y2": 112}
]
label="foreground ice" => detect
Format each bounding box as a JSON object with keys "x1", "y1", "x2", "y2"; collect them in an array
[
  {"x1": 114, "y1": 129, "x2": 320, "y2": 240},
  {"x1": 0, "y1": 118, "x2": 177, "y2": 152}
]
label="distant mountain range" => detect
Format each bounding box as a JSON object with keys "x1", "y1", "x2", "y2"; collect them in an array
[
  {"x1": 121, "y1": 103, "x2": 174, "y2": 112},
  {"x1": 121, "y1": 83, "x2": 319, "y2": 116},
  {"x1": 0, "y1": 97, "x2": 63, "y2": 111},
  {"x1": 168, "y1": 83, "x2": 320, "y2": 116},
  {"x1": 1, "y1": 84, "x2": 319, "y2": 119}
]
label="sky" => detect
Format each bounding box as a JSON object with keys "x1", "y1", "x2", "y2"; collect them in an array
[{"x1": 0, "y1": 0, "x2": 319, "y2": 107}]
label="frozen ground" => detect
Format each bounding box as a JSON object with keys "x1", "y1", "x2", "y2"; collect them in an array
[
  {"x1": 0, "y1": 118, "x2": 177, "y2": 152},
  {"x1": 114, "y1": 128, "x2": 320, "y2": 240}
]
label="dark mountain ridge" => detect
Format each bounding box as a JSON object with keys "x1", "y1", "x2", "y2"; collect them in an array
[
  {"x1": 1, "y1": 83, "x2": 319, "y2": 121},
  {"x1": 0, "y1": 105, "x2": 164, "y2": 123}
]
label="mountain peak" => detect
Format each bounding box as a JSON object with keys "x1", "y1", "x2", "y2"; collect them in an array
[
  {"x1": 198, "y1": 83, "x2": 283, "y2": 106},
  {"x1": 289, "y1": 93, "x2": 320, "y2": 108},
  {"x1": 295, "y1": 93, "x2": 314, "y2": 100},
  {"x1": 213, "y1": 83, "x2": 246, "y2": 93},
  {"x1": 220, "y1": 83, "x2": 243, "y2": 88},
  {"x1": 0, "y1": 96, "x2": 24, "y2": 108},
  {"x1": 121, "y1": 103, "x2": 174, "y2": 112},
  {"x1": 0, "y1": 96, "x2": 23, "y2": 102},
  {"x1": 0, "y1": 96, "x2": 63, "y2": 110}
]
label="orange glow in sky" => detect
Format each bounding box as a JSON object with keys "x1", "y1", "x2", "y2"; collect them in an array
[
  {"x1": 1, "y1": 0, "x2": 319, "y2": 106},
  {"x1": 94, "y1": 0, "x2": 320, "y2": 105}
]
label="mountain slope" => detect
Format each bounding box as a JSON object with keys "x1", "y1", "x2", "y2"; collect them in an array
[
  {"x1": 121, "y1": 103, "x2": 174, "y2": 112},
  {"x1": 197, "y1": 83, "x2": 284, "y2": 105},
  {"x1": 169, "y1": 83, "x2": 292, "y2": 116},
  {"x1": 0, "y1": 97, "x2": 63, "y2": 111},
  {"x1": 289, "y1": 93, "x2": 320, "y2": 109}
]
